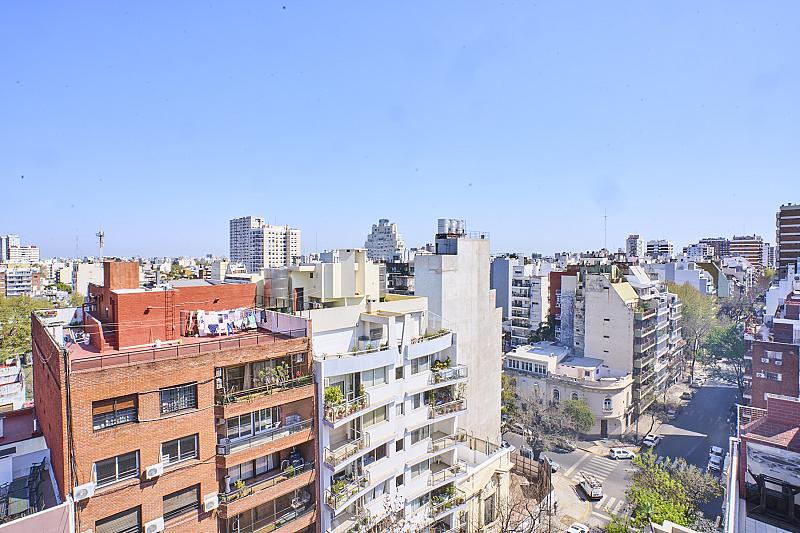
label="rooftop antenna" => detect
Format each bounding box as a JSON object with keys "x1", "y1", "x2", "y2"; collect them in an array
[{"x1": 96, "y1": 229, "x2": 105, "y2": 261}]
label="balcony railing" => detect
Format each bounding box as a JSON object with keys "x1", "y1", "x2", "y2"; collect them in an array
[
  {"x1": 216, "y1": 374, "x2": 313, "y2": 405},
  {"x1": 228, "y1": 502, "x2": 315, "y2": 533},
  {"x1": 634, "y1": 340, "x2": 656, "y2": 354},
  {"x1": 325, "y1": 474, "x2": 370, "y2": 511},
  {"x1": 635, "y1": 326, "x2": 657, "y2": 338},
  {"x1": 428, "y1": 461, "x2": 467, "y2": 485},
  {"x1": 219, "y1": 461, "x2": 314, "y2": 504},
  {"x1": 411, "y1": 329, "x2": 451, "y2": 345},
  {"x1": 324, "y1": 393, "x2": 371, "y2": 424},
  {"x1": 635, "y1": 309, "x2": 656, "y2": 321},
  {"x1": 429, "y1": 489, "x2": 467, "y2": 518},
  {"x1": 324, "y1": 431, "x2": 371, "y2": 469},
  {"x1": 317, "y1": 344, "x2": 393, "y2": 360},
  {"x1": 218, "y1": 419, "x2": 313, "y2": 455},
  {"x1": 429, "y1": 430, "x2": 467, "y2": 453},
  {"x1": 429, "y1": 365, "x2": 468, "y2": 386},
  {"x1": 428, "y1": 399, "x2": 467, "y2": 419}
]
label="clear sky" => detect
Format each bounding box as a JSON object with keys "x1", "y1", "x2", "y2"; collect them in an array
[{"x1": 1, "y1": 2, "x2": 798, "y2": 259}]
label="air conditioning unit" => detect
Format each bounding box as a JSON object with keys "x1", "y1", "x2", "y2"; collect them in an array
[
  {"x1": 217, "y1": 439, "x2": 231, "y2": 455},
  {"x1": 145, "y1": 463, "x2": 164, "y2": 480},
  {"x1": 203, "y1": 493, "x2": 219, "y2": 512},
  {"x1": 73, "y1": 481, "x2": 96, "y2": 502},
  {"x1": 756, "y1": 372, "x2": 766, "y2": 378},
  {"x1": 215, "y1": 417, "x2": 226, "y2": 426},
  {"x1": 775, "y1": 360, "x2": 783, "y2": 366},
  {"x1": 144, "y1": 517, "x2": 165, "y2": 533},
  {"x1": 761, "y1": 358, "x2": 770, "y2": 363}
]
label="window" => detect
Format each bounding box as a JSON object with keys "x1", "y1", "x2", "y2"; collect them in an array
[
  {"x1": 163, "y1": 484, "x2": 199, "y2": 521},
  {"x1": 411, "y1": 356, "x2": 430, "y2": 374},
  {"x1": 396, "y1": 439, "x2": 404, "y2": 452},
  {"x1": 161, "y1": 435, "x2": 198, "y2": 465},
  {"x1": 396, "y1": 474, "x2": 404, "y2": 487},
  {"x1": 396, "y1": 403, "x2": 404, "y2": 417},
  {"x1": 362, "y1": 366, "x2": 387, "y2": 388},
  {"x1": 410, "y1": 458, "x2": 429, "y2": 479},
  {"x1": 483, "y1": 493, "x2": 496, "y2": 525},
  {"x1": 603, "y1": 397, "x2": 612, "y2": 411},
  {"x1": 603, "y1": 335, "x2": 610, "y2": 339},
  {"x1": 533, "y1": 362, "x2": 547, "y2": 374},
  {"x1": 96, "y1": 506, "x2": 141, "y2": 533},
  {"x1": 395, "y1": 366, "x2": 403, "y2": 380},
  {"x1": 95, "y1": 451, "x2": 139, "y2": 487},
  {"x1": 362, "y1": 406, "x2": 387, "y2": 428},
  {"x1": 765, "y1": 350, "x2": 783, "y2": 360},
  {"x1": 408, "y1": 493, "x2": 429, "y2": 512},
  {"x1": 160, "y1": 383, "x2": 197, "y2": 414},
  {"x1": 410, "y1": 425, "x2": 430, "y2": 445},
  {"x1": 766, "y1": 372, "x2": 782, "y2": 381},
  {"x1": 571, "y1": 392, "x2": 579, "y2": 401},
  {"x1": 552, "y1": 389, "x2": 560, "y2": 402},
  {"x1": 93, "y1": 395, "x2": 137, "y2": 430},
  {"x1": 411, "y1": 393, "x2": 423, "y2": 410}
]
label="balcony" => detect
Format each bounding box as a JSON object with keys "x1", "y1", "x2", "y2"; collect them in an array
[
  {"x1": 429, "y1": 430, "x2": 467, "y2": 454},
  {"x1": 634, "y1": 340, "x2": 656, "y2": 354},
  {"x1": 635, "y1": 325, "x2": 657, "y2": 338},
  {"x1": 218, "y1": 419, "x2": 313, "y2": 456},
  {"x1": 429, "y1": 398, "x2": 467, "y2": 420},
  {"x1": 428, "y1": 461, "x2": 467, "y2": 486},
  {"x1": 635, "y1": 309, "x2": 656, "y2": 321},
  {"x1": 324, "y1": 431, "x2": 370, "y2": 469},
  {"x1": 429, "y1": 487, "x2": 467, "y2": 519},
  {"x1": 429, "y1": 365, "x2": 468, "y2": 386},
  {"x1": 219, "y1": 462, "x2": 315, "y2": 518},
  {"x1": 407, "y1": 330, "x2": 453, "y2": 359},
  {"x1": 325, "y1": 474, "x2": 370, "y2": 512},
  {"x1": 226, "y1": 501, "x2": 316, "y2": 533},
  {"x1": 216, "y1": 374, "x2": 313, "y2": 405},
  {"x1": 324, "y1": 393, "x2": 370, "y2": 425}
]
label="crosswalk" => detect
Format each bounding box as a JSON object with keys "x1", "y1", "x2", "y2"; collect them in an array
[
  {"x1": 569, "y1": 455, "x2": 617, "y2": 484},
  {"x1": 565, "y1": 455, "x2": 630, "y2": 524},
  {"x1": 591, "y1": 494, "x2": 629, "y2": 520}
]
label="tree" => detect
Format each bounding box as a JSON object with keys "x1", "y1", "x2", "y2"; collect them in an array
[
  {"x1": 54, "y1": 282, "x2": 72, "y2": 293},
  {"x1": 627, "y1": 453, "x2": 691, "y2": 527},
  {"x1": 501, "y1": 374, "x2": 517, "y2": 418},
  {"x1": 605, "y1": 516, "x2": 631, "y2": 533},
  {"x1": 670, "y1": 458, "x2": 723, "y2": 509},
  {"x1": 703, "y1": 322, "x2": 749, "y2": 400},
  {"x1": 68, "y1": 292, "x2": 85, "y2": 308},
  {"x1": 667, "y1": 282, "x2": 718, "y2": 381},
  {"x1": 0, "y1": 296, "x2": 53, "y2": 358},
  {"x1": 562, "y1": 399, "x2": 595, "y2": 435}
]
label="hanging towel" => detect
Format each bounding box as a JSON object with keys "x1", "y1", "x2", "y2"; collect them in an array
[{"x1": 197, "y1": 310, "x2": 207, "y2": 337}]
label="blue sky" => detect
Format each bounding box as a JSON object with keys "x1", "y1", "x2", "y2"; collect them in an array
[{"x1": 1, "y1": 2, "x2": 798, "y2": 259}]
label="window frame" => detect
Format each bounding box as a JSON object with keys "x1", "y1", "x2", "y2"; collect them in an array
[
  {"x1": 162, "y1": 484, "x2": 200, "y2": 521},
  {"x1": 160, "y1": 434, "x2": 199, "y2": 466},
  {"x1": 95, "y1": 450, "x2": 140, "y2": 488},
  {"x1": 159, "y1": 383, "x2": 198, "y2": 415},
  {"x1": 92, "y1": 395, "x2": 138, "y2": 431}
]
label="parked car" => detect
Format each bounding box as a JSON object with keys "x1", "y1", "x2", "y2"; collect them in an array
[
  {"x1": 709, "y1": 445, "x2": 724, "y2": 459},
  {"x1": 680, "y1": 391, "x2": 693, "y2": 401},
  {"x1": 707, "y1": 455, "x2": 722, "y2": 472},
  {"x1": 642, "y1": 434, "x2": 661, "y2": 447},
  {"x1": 552, "y1": 438, "x2": 576, "y2": 453},
  {"x1": 567, "y1": 523, "x2": 590, "y2": 533},
  {"x1": 690, "y1": 378, "x2": 704, "y2": 389},
  {"x1": 512, "y1": 423, "x2": 532, "y2": 436},
  {"x1": 609, "y1": 448, "x2": 636, "y2": 460},
  {"x1": 539, "y1": 455, "x2": 560, "y2": 472},
  {"x1": 520, "y1": 446, "x2": 533, "y2": 459},
  {"x1": 666, "y1": 409, "x2": 677, "y2": 420}
]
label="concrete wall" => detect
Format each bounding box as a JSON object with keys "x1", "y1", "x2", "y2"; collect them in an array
[
  {"x1": 582, "y1": 275, "x2": 635, "y2": 373},
  {"x1": 490, "y1": 257, "x2": 515, "y2": 321}
]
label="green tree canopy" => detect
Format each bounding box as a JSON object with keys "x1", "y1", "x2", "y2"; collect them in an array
[
  {"x1": 0, "y1": 296, "x2": 53, "y2": 357},
  {"x1": 563, "y1": 398, "x2": 595, "y2": 434},
  {"x1": 703, "y1": 321, "x2": 749, "y2": 399},
  {"x1": 667, "y1": 282, "x2": 719, "y2": 380},
  {"x1": 54, "y1": 282, "x2": 72, "y2": 293}
]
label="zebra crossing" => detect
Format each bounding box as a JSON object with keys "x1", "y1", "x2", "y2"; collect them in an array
[
  {"x1": 568, "y1": 455, "x2": 617, "y2": 484},
  {"x1": 566, "y1": 455, "x2": 629, "y2": 524},
  {"x1": 591, "y1": 494, "x2": 629, "y2": 520}
]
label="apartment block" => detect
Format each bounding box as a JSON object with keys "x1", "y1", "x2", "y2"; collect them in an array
[
  {"x1": 646, "y1": 260, "x2": 717, "y2": 296},
  {"x1": 646, "y1": 240, "x2": 674, "y2": 259},
  {"x1": 625, "y1": 234, "x2": 645, "y2": 259},
  {"x1": 730, "y1": 235, "x2": 764, "y2": 271},
  {"x1": 32, "y1": 261, "x2": 317, "y2": 533},
  {"x1": 699, "y1": 237, "x2": 730, "y2": 259},
  {"x1": 0, "y1": 266, "x2": 42, "y2": 297},
  {"x1": 230, "y1": 216, "x2": 301, "y2": 273},
  {"x1": 507, "y1": 265, "x2": 550, "y2": 349},
  {"x1": 364, "y1": 219, "x2": 406, "y2": 262},
  {"x1": 776, "y1": 203, "x2": 800, "y2": 277}
]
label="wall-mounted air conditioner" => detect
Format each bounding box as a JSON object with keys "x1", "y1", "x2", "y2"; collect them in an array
[
  {"x1": 203, "y1": 493, "x2": 219, "y2": 512},
  {"x1": 145, "y1": 463, "x2": 164, "y2": 480},
  {"x1": 73, "y1": 481, "x2": 96, "y2": 502},
  {"x1": 144, "y1": 517, "x2": 165, "y2": 533}
]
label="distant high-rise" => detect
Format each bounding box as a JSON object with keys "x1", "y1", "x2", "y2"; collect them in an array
[
  {"x1": 777, "y1": 203, "x2": 800, "y2": 277},
  {"x1": 229, "y1": 216, "x2": 301, "y2": 272},
  {"x1": 0, "y1": 234, "x2": 38, "y2": 264},
  {"x1": 730, "y1": 235, "x2": 764, "y2": 270},
  {"x1": 364, "y1": 218, "x2": 405, "y2": 262},
  {"x1": 646, "y1": 239, "x2": 674, "y2": 259},
  {"x1": 699, "y1": 237, "x2": 730, "y2": 259},
  {"x1": 625, "y1": 234, "x2": 645, "y2": 258}
]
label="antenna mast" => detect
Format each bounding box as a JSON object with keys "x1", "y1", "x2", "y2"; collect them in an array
[
  {"x1": 604, "y1": 210, "x2": 608, "y2": 250},
  {"x1": 96, "y1": 229, "x2": 105, "y2": 260}
]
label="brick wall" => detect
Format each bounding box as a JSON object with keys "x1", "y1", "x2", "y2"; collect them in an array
[{"x1": 750, "y1": 340, "x2": 799, "y2": 408}]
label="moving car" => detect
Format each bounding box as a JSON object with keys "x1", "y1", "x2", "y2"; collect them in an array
[
  {"x1": 578, "y1": 472, "x2": 603, "y2": 500},
  {"x1": 567, "y1": 523, "x2": 590, "y2": 533},
  {"x1": 666, "y1": 409, "x2": 677, "y2": 420},
  {"x1": 609, "y1": 448, "x2": 636, "y2": 460},
  {"x1": 707, "y1": 454, "x2": 722, "y2": 472},
  {"x1": 642, "y1": 434, "x2": 661, "y2": 447}
]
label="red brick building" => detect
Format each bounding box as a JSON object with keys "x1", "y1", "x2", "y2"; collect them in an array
[
  {"x1": 32, "y1": 261, "x2": 318, "y2": 533},
  {"x1": 747, "y1": 291, "x2": 800, "y2": 408}
]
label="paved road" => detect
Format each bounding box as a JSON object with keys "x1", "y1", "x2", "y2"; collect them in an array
[{"x1": 503, "y1": 379, "x2": 739, "y2": 527}]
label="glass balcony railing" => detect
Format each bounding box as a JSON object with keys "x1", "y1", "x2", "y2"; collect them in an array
[
  {"x1": 429, "y1": 365, "x2": 468, "y2": 386},
  {"x1": 428, "y1": 398, "x2": 467, "y2": 419},
  {"x1": 219, "y1": 461, "x2": 314, "y2": 504},
  {"x1": 325, "y1": 474, "x2": 370, "y2": 511},
  {"x1": 324, "y1": 431, "x2": 370, "y2": 469},
  {"x1": 428, "y1": 461, "x2": 467, "y2": 486}
]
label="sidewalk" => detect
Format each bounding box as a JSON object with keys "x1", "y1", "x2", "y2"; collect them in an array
[{"x1": 551, "y1": 472, "x2": 592, "y2": 528}]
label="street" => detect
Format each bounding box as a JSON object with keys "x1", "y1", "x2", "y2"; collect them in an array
[{"x1": 503, "y1": 378, "x2": 739, "y2": 529}]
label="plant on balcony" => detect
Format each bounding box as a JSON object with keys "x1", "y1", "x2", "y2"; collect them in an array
[
  {"x1": 232, "y1": 479, "x2": 252, "y2": 499},
  {"x1": 257, "y1": 367, "x2": 275, "y2": 388},
  {"x1": 324, "y1": 386, "x2": 344, "y2": 408},
  {"x1": 431, "y1": 358, "x2": 451, "y2": 373},
  {"x1": 274, "y1": 363, "x2": 290, "y2": 387},
  {"x1": 284, "y1": 464, "x2": 296, "y2": 478}
]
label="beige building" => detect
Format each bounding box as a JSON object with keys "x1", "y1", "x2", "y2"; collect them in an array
[{"x1": 505, "y1": 342, "x2": 634, "y2": 437}]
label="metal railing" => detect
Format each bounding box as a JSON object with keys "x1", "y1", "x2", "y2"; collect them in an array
[
  {"x1": 429, "y1": 399, "x2": 467, "y2": 419},
  {"x1": 429, "y1": 489, "x2": 467, "y2": 518},
  {"x1": 71, "y1": 327, "x2": 308, "y2": 371},
  {"x1": 324, "y1": 393, "x2": 371, "y2": 424},
  {"x1": 227, "y1": 502, "x2": 316, "y2": 533},
  {"x1": 325, "y1": 474, "x2": 370, "y2": 511},
  {"x1": 428, "y1": 461, "x2": 467, "y2": 485},
  {"x1": 218, "y1": 419, "x2": 313, "y2": 455},
  {"x1": 411, "y1": 329, "x2": 451, "y2": 345},
  {"x1": 429, "y1": 365, "x2": 468, "y2": 386},
  {"x1": 324, "y1": 431, "x2": 371, "y2": 468},
  {"x1": 428, "y1": 430, "x2": 467, "y2": 453},
  {"x1": 216, "y1": 374, "x2": 313, "y2": 405},
  {"x1": 317, "y1": 344, "x2": 394, "y2": 360},
  {"x1": 219, "y1": 461, "x2": 314, "y2": 504}
]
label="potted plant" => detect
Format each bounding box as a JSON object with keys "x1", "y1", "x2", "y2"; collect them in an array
[
  {"x1": 324, "y1": 386, "x2": 344, "y2": 418},
  {"x1": 284, "y1": 464, "x2": 296, "y2": 478}
]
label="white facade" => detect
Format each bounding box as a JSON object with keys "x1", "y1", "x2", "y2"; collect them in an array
[
  {"x1": 647, "y1": 240, "x2": 674, "y2": 259},
  {"x1": 229, "y1": 215, "x2": 301, "y2": 272},
  {"x1": 72, "y1": 262, "x2": 103, "y2": 296},
  {"x1": 364, "y1": 219, "x2": 406, "y2": 262},
  {"x1": 626, "y1": 234, "x2": 645, "y2": 258},
  {"x1": 646, "y1": 260, "x2": 717, "y2": 295}
]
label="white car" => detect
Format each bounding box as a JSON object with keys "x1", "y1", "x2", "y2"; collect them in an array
[
  {"x1": 709, "y1": 445, "x2": 724, "y2": 459},
  {"x1": 567, "y1": 524, "x2": 590, "y2": 533},
  {"x1": 642, "y1": 434, "x2": 661, "y2": 447},
  {"x1": 609, "y1": 448, "x2": 636, "y2": 460},
  {"x1": 707, "y1": 455, "x2": 722, "y2": 472}
]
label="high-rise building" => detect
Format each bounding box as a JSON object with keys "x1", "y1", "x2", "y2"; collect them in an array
[
  {"x1": 730, "y1": 235, "x2": 764, "y2": 270},
  {"x1": 0, "y1": 266, "x2": 41, "y2": 296},
  {"x1": 625, "y1": 234, "x2": 645, "y2": 258},
  {"x1": 32, "y1": 261, "x2": 317, "y2": 533},
  {"x1": 762, "y1": 243, "x2": 776, "y2": 271},
  {"x1": 1, "y1": 234, "x2": 37, "y2": 264},
  {"x1": 230, "y1": 216, "x2": 301, "y2": 273},
  {"x1": 364, "y1": 218, "x2": 405, "y2": 262},
  {"x1": 646, "y1": 240, "x2": 674, "y2": 259},
  {"x1": 699, "y1": 237, "x2": 730, "y2": 258},
  {"x1": 776, "y1": 203, "x2": 800, "y2": 277}
]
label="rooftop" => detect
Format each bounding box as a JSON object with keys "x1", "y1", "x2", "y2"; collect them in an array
[
  {"x1": 506, "y1": 342, "x2": 571, "y2": 361},
  {"x1": 560, "y1": 356, "x2": 604, "y2": 369},
  {"x1": 0, "y1": 408, "x2": 41, "y2": 447}
]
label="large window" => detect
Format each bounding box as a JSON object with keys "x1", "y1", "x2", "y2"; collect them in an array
[
  {"x1": 410, "y1": 425, "x2": 430, "y2": 445},
  {"x1": 361, "y1": 366, "x2": 387, "y2": 388},
  {"x1": 163, "y1": 484, "x2": 199, "y2": 521},
  {"x1": 483, "y1": 493, "x2": 496, "y2": 525},
  {"x1": 411, "y1": 356, "x2": 430, "y2": 375},
  {"x1": 603, "y1": 397, "x2": 613, "y2": 412},
  {"x1": 227, "y1": 453, "x2": 277, "y2": 483},
  {"x1": 160, "y1": 383, "x2": 197, "y2": 414},
  {"x1": 95, "y1": 451, "x2": 139, "y2": 487},
  {"x1": 161, "y1": 435, "x2": 198, "y2": 466},
  {"x1": 93, "y1": 395, "x2": 137, "y2": 431},
  {"x1": 409, "y1": 458, "x2": 429, "y2": 479},
  {"x1": 362, "y1": 406, "x2": 386, "y2": 428},
  {"x1": 227, "y1": 407, "x2": 280, "y2": 441},
  {"x1": 95, "y1": 506, "x2": 141, "y2": 533}
]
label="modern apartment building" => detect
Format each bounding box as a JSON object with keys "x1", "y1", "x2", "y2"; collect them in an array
[
  {"x1": 507, "y1": 266, "x2": 550, "y2": 349},
  {"x1": 730, "y1": 235, "x2": 764, "y2": 271},
  {"x1": 776, "y1": 203, "x2": 800, "y2": 277},
  {"x1": 364, "y1": 219, "x2": 406, "y2": 262},
  {"x1": 230, "y1": 216, "x2": 301, "y2": 273},
  {"x1": 0, "y1": 234, "x2": 20, "y2": 263},
  {"x1": 0, "y1": 234, "x2": 39, "y2": 264},
  {"x1": 745, "y1": 279, "x2": 800, "y2": 408},
  {"x1": 0, "y1": 266, "x2": 41, "y2": 297},
  {"x1": 31, "y1": 260, "x2": 318, "y2": 533},
  {"x1": 646, "y1": 240, "x2": 674, "y2": 259},
  {"x1": 699, "y1": 237, "x2": 730, "y2": 259},
  {"x1": 646, "y1": 260, "x2": 717, "y2": 296},
  {"x1": 489, "y1": 254, "x2": 523, "y2": 321},
  {"x1": 625, "y1": 234, "x2": 645, "y2": 258}
]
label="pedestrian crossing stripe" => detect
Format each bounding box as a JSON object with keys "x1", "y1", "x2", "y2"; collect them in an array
[{"x1": 592, "y1": 510, "x2": 612, "y2": 522}]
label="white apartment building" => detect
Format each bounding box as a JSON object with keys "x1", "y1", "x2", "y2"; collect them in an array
[
  {"x1": 230, "y1": 215, "x2": 301, "y2": 272},
  {"x1": 364, "y1": 219, "x2": 406, "y2": 262},
  {"x1": 646, "y1": 240, "x2": 674, "y2": 259},
  {"x1": 302, "y1": 245, "x2": 511, "y2": 533},
  {"x1": 646, "y1": 260, "x2": 717, "y2": 296},
  {"x1": 72, "y1": 262, "x2": 104, "y2": 296},
  {"x1": 505, "y1": 342, "x2": 634, "y2": 437},
  {"x1": 626, "y1": 234, "x2": 645, "y2": 258},
  {"x1": 508, "y1": 265, "x2": 550, "y2": 348}
]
